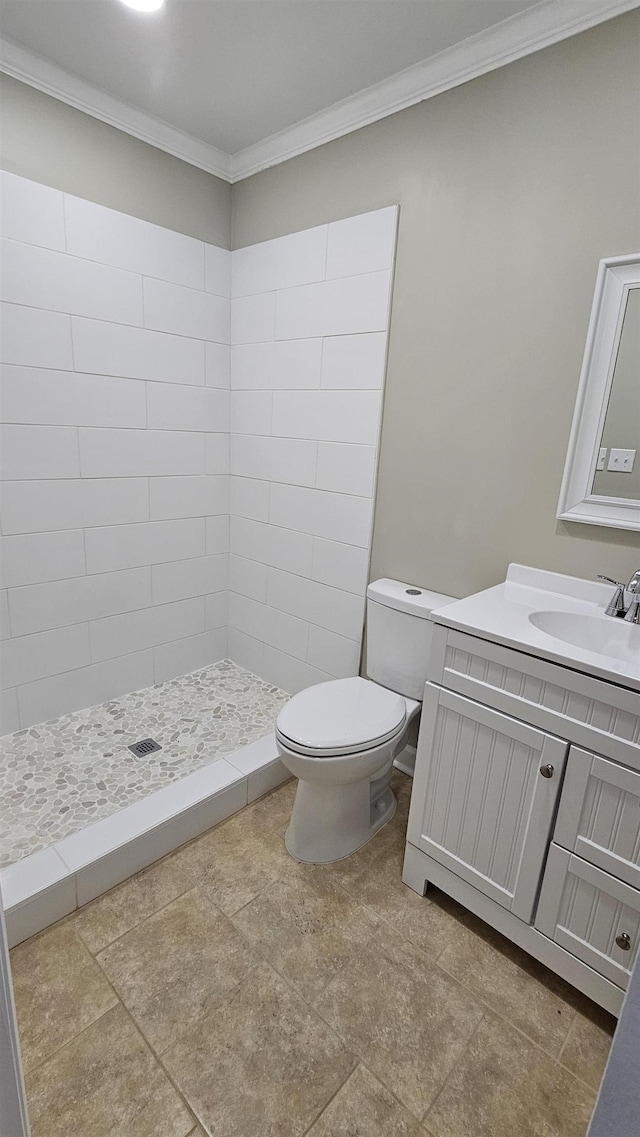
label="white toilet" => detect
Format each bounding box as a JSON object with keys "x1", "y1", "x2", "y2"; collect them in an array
[{"x1": 276, "y1": 578, "x2": 454, "y2": 863}]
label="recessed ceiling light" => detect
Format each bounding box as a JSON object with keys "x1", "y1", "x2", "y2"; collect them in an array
[{"x1": 119, "y1": 0, "x2": 165, "y2": 13}]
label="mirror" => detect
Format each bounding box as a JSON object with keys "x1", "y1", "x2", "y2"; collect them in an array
[
  {"x1": 591, "y1": 287, "x2": 640, "y2": 500},
  {"x1": 557, "y1": 253, "x2": 640, "y2": 531}
]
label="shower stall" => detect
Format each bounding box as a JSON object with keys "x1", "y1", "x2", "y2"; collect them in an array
[{"x1": 0, "y1": 170, "x2": 397, "y2": 944}]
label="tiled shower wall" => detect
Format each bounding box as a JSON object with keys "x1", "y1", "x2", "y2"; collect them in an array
[
  {"x1": 0, "y1": 171, "x2": 231, "y2": 733},
  {"x1": 228, "y1": 207, "x2": 397, "y2": 694},
  {"x1": 0, "y1": 173, "x2": 396, "y2": 729}
]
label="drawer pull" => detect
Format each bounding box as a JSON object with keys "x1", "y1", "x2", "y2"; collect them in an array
[
  {"x1": 539, "y1": 764, "x2": 554, "y2": 779},
  {"x1": 616, "y1": 932, "x2": 632, "y2": 951}
]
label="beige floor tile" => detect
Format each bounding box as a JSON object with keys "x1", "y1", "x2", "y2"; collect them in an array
[
  {"x1": 73, "y1": 857, "x2": 192, "y2": 953},
  {"x1": 10, "y1": 922, "x2": 118, "y2": 1072},
  {"x1": 315, "y1": 925, "x2": 484, "y2": 1119},
  {"x1": 560, "y1": 999, "x2": 616, "y2": 1091},
  {"x1": 247, "y1": 777, "x2": 297, "y2": 834},
  {"x1": 436, "y1": 917, "x2": 582, "y2": 1055},
  {"x1": 163, "y1": 960, "x2": 356, "y2": 1137},
  {"x1": 25, "y1": 1004, "x2": 194, "y2": 1137},
  {"x1": 334, "y1": 828, "x2": 462, "y2": 958},
  {"x1": 232, "y1": 864, "x2": 379, "y2": 1002},
  {"x1": 425, "y1": 1013, "x2": 596, "y2": 1137},
  {"x1": 96, "y1": 888, "x2": 256, "y2": 1054},
  {"x1": 172, "y1": 805, "x2": 292, "y2": 914},
  {"x1": 308, "y1": 1064, "x2": 425, "y2": 1136},
  {"x1": 320, "y1": 822, "x2": 405, "y2": 888}
]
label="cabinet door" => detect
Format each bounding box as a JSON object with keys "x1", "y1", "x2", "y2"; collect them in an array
[
  {"x1": 536, "y1": 845, "x2": 640, "y2": 989},
  {"x1": 554, "y1": 747, "x2": 640, "y2": 891},
  {"x1": 407, "y1": 684, "x2": 568, "y2": 923}
]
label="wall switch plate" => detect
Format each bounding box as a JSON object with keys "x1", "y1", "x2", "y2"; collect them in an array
[
  {"x1": 607, "y1": 448, "x2": 636, "y2": 473},
  {"x1": 596, "y1": 447, "x2": 607, "y2": 471}
]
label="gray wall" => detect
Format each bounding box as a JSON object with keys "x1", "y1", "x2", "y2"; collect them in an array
[
  {"x1": 0, "y1": 73, "x2": 231, "y2": 247},
  {"x1": 232, "y1": 11, "x2": 640, "y2": 600}
]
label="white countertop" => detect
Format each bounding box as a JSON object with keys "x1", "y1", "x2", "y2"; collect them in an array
[{"x1": 431, "y1": 564, "x2": 640, "y2": 693}]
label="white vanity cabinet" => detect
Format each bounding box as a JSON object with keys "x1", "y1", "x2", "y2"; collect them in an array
[{"x1": 403, "y1": 624, "x2": 640, "y2": 1015}]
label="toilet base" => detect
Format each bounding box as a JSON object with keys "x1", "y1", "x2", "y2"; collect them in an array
[{"x1": 284, "y1": 775, "x2": 396, "y2": 864}]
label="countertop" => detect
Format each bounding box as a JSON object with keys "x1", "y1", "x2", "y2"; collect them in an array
[{"x1": 431, "y1": 563, "x2": 640, "y2": 693}]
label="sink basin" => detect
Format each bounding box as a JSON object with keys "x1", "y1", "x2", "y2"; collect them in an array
[
  {"x1": 429, "y1": 565, "x2": 640, "y2": 690},
  {"x1": 529, "y1": 610, "x2": 640, "y2": 659}
]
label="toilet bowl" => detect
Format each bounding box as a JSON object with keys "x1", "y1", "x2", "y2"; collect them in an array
[
  {"x1": 275, "y1": 579, "x2": 455, "y2": 863},
  {"x1": 276, "y1": 676, "x2": 420, "y2": 863}
]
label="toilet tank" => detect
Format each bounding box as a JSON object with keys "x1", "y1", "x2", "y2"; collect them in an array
[{"x1": 366, "y1": 578, "x2": 456, "y2": 701}]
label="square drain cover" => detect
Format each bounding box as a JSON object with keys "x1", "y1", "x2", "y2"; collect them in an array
[{"x1": 128, "y1": 737, "x2": 162, "y2": 758}]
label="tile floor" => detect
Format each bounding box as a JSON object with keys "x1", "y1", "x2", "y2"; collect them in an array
[
  {"x1": 10, "y1": 770, "x2": 615, "y2": 1137},
  {"x1": 0, "y1": 661, "x2": 289, "y2": 866}
]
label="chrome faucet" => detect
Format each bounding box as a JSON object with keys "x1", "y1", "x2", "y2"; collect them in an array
[
  {"x1": 624, "y1": 570, "x2": 640, "y2": 624},
  {"x1": 598, "y1": 570, "x2": 640, "y2": 622}
]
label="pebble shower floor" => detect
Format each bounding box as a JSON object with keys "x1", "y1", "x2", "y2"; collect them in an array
[{"x1": 0, "y1": 661, "x2": 289, "y2": 867}]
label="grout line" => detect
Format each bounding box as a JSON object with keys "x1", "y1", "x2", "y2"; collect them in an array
[
  {"x1": 79, "y1": 882, "x2": 197, "y2": 959},
  {"x1": 4, "y1": 600, "x2": 226, "y2": 677},
  {"x1": 433, "y1": 948, "x2": 584, "y2": 1069},
  {"x1": 227, "y1": 266, "x2": 389, "y2": 302},
  {"x1": 1, "y1": 543, "x2": 222, "y2": 590},
  {"x1": 97, "y1": 988, "x2": 202, "y2": 1132},
  {"x1": 231, "y1": 429, "x2": 378, "y2": 452},
  {"x1": 421, "y1": 1012, "x2": 487, "y2": 1128},
  {"x1": 17, "y1": 997, "x2": 123, "y2": 1080},
  {"x1": 2, "y1": 298, "x2": 230, "y2": 348},
  {"x1": 298, "y1": 1065, "x2": 359, "y2": 1137}
]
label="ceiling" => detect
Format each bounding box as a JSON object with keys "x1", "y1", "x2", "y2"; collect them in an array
[{"x1": 0, "y1": 0, "x2": 636, "y2": 179}]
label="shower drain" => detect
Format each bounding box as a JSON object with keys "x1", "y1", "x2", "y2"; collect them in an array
[{"x1": 128, "y1": 737, "x2": 162, "y2": 758}]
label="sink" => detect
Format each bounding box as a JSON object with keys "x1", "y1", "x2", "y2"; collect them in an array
[
  {"x1": 529, "y1": 610, "x2": 640, "y2": 659},
  {"x1": 429, "y1": 565, "x2": 640, "y2": 691}
]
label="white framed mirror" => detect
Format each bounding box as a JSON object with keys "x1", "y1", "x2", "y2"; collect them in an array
[{"x1": 557, "y1": 253, "x2": 640, "y2": 531}]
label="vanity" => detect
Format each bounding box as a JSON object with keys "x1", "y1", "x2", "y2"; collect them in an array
[{"x1": 403, "y1": 564, "x2": 640, "y2": 1015}]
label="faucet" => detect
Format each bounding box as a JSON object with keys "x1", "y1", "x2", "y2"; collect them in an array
[{"x1": 598, "y1": 570, "x2": 640, "y2": 623}]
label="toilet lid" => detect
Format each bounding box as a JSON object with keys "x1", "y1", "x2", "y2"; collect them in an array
[{"x1": 276, "y1": 677, "x2": 406, "y2": 754}]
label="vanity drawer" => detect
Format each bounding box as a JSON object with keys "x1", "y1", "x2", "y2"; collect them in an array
[
  {"x1": 428, "y1": 626, "x2": 640, "y2": 769},
  {"x1": 536, "y1": 845, "x2": 640, "y2": 990},
  {"x1": 554, "y1": 747, "x2": 640, "y2": 891}
]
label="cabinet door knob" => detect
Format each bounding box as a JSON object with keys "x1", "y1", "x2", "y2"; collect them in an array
[
  {"x1": 539, "y1": 764, "x2": 554, "y2": 779},
  {"x1": 616, "y1": 932, "x2": 632, "y2": 951}
]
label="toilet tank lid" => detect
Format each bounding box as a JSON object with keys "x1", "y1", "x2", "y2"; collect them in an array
[{"x1": 366, "y1": 578, "x2": 456, "y2": 619}]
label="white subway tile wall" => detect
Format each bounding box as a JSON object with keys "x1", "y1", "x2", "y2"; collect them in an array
[
  {"x1": 0, "y1": 172, "x2": 397, "y2": 725},
  {"x1": 0, "y1": 171, "x2": 230, "y2": 730},
  {"x1": 228, "y1": 206, "x2": 397, "y2": 694}
]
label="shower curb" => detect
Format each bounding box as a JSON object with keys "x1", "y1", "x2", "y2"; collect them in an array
[{"x1": 1, "y1": 734, "x2": 288, "y2": 948}]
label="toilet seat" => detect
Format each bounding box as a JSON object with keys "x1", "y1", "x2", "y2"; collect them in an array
[{"x1": 276, "y1": 677, "x2": 406, "y2": 758}]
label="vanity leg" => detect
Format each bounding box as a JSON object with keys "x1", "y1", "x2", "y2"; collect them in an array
[{"x1": 402, "y1": 841, "x2": 429, "y2": 896}]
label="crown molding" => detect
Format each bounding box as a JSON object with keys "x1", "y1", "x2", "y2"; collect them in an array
[
  {"x1": 230, "y1": 0, "x2": 640, "y2": 181},
  {"x1": 0, "y1": 36, "x2": 233, "y2": 182},
  {"x1": 1, "y1": 0, "x2": 637, "y2": 186}
]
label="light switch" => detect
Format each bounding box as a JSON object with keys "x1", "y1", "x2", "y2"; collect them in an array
[
  {"x1": 596, "y1": 447, "x2": 607, "y2": 471},
  {"x1": 607, "y1": 448, "x2": 636, "y2": 473}
]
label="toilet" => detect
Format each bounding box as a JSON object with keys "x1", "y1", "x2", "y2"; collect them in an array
[{"x1": 276, "y1": 578, "x2": 455, "y2": 863}]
